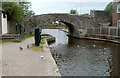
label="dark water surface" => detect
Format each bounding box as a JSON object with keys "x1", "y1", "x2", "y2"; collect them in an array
[{"x1": 42, "y1": 29, "x2": 120, "y2": 76}]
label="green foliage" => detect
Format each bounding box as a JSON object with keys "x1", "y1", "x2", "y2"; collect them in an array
[
  {"x1": 69, "y1": 9, "x2": 79, "y2": 14},
  {"x1": 19, "y1": 34, "x2": 34, "y2": 42},
  {"x1": 104, "y1": 2, "x2": 113, "y2": 17},
  {"x1": 45, "y1": 22, "x2": 66, "y2": 26},
  {"x1": 0, "y1": 2, "x2": 2, "y2": 7},
  {"x1": 2, "y1": 2, "x2": 24, "y2": 23},
  {"x1": 19, "y1": 2, "x2": 35, "y2": 17},
  {"x1": 31, "y1": 45, "x2": 43, "y2": 52},
  {"x1": 25, "y1": 10, "x2": 35, "y2": 16},
  {"x1": 0, "y1": 40, "x2": 2, "y2": 43},
  {"x1": 2, "y1": 2, "x2": 35, "y2": 23}
]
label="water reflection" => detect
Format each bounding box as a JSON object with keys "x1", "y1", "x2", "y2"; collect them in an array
[{"x1": 42, "y1": 29, "x2": 120, "y2": 76}]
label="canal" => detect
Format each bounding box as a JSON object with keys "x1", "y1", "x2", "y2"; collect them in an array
[{"x1": 42, "y1": 29, "x2": 120, "y2": 76}]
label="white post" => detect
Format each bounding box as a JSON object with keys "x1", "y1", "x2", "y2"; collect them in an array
[
  {"x1": 93, "y1": 27, "x2": 95, "y2": 35},
  {"x1": 108, "y1": 27, "x2": 110, "y2": 36}
]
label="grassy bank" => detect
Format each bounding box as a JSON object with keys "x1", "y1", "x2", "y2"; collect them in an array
[
  {"x1": 19, "y1": 34, "x2": 34, "y2": 42},
  {"x1": 0, "y1": 40, "x2": 2, "y2": 43},
  {"x1": 31, "y1": 43, "x2": 44, "y2": 52},
  {"x1": 0, "y1": 34, "x2": 34, "y2": 43},
  {"x1": 31, "y1": 36, "x2": 53, "y2": 52}
]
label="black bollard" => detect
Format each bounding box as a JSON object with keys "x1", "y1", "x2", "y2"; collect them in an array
[
  {"x1": 39, "y1": 29, "x2": 42, "y2": 44},
  {"x1": 35, "y1": 28, "x2": 40, "y2": 46}
]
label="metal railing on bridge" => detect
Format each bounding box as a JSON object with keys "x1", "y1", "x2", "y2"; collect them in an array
[{"x1": 86, "y1": 27, "x2": 120, "y2": 38}]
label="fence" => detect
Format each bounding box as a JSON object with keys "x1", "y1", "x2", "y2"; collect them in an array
[{"x1": 86, "y1": 27, "x2": 120, "y2": 38}]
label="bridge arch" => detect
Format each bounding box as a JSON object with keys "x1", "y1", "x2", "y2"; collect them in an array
[
  {"x1": 23, "y1": 14, "x2": 80, "y2": 37},
  {"x1": 22, "y1": 13, "x2": 111, "y2": 38}
]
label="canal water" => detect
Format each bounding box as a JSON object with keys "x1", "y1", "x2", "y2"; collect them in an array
[{"x1": 42, "y1": 29, "x2": 120, "y2": 76}]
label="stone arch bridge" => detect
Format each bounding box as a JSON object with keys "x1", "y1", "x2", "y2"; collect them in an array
[{"x1": 23, "y1": 13, "x2": 110, "y2": 38}]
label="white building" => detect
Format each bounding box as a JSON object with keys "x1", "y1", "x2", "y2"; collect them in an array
[{"x1": 0, "y1": 10, "x2": 8, "y2": 35}]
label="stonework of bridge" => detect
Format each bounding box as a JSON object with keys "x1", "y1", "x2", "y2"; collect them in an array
[{"x1": 23, "y1": 11, "x2": 111, "y2": 38}]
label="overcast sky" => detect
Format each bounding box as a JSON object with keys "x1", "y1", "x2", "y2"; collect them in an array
[{"x1": 30, "y1": 0, "x2": 113, "y2": 15}]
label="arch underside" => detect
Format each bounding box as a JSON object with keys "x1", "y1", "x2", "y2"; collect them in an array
[
  {"x1": 60, "y1": 21, "x2": 75, "y2": 35},
  {"x1": 38, "y1": 20, "x2": 79, "y2": 37}
]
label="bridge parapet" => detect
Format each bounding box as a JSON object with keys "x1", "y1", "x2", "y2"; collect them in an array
[{"x1": 85, "y1": 27, "x2": 120, "y2": 38}]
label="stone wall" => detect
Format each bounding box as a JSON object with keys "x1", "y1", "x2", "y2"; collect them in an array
[
  {"x1": 7, "y1": 21, "x2": 16, "y2": 34},
  {"x1": 81, "y1": 10, "x2": 111, "y2": 28}
]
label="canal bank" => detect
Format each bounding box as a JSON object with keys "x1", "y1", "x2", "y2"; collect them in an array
[
  {"x1": 2, "y1": 37, "x2": 61, "y2": 76},
  {"x1": 61, "y1": 28, "x2": 120, "y2": 44}
]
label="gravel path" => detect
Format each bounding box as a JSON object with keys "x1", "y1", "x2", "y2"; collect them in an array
[{"x1": 1, "y1": 37, "x2": 60, "y2": 76}]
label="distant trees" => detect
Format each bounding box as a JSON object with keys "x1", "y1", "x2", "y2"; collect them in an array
[
  {"x1": 104, "y1": 2, "x2": 113, "y2": 17},
  {"x1": 45, "y1": 21, "x2": 66, "y2": 26},
  {"x1": 2, "y1": 2, "x2": 35, "y2": 24},
  {"x1": 69, "y1": 9, "x2": 79, "y2": 14}
]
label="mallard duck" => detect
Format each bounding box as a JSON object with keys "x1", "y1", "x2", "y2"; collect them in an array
[{"x1": 20, "y1": 46, "x2": 23, "y2": 50}]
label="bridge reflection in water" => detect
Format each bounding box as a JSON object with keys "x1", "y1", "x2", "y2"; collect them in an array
[{"x1": 42, "y1": 29, "x2": 120, "y2": 76}]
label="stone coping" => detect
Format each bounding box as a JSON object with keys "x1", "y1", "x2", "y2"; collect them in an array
[
  {"x1": 43, "y1": 37, "x2": 61, "y2": 76},
  {"x1": 80, "y1": 37, "x2": 120, "y2": 44}
]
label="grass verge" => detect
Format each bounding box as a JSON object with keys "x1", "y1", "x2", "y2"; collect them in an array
[
  {"x1": 31, "y1": 36, "x2": 53, "y2": 52},
  {"x1": 18, "y1": 34, "x2": 34, "y2": 42},
  {"x1": 31, "y1": 44, "x2": 44, "y2": 52},
  {"x1": 0, "y1": 40, "x2": 2, "y2": 43},
  {"x1": 0, "y1": 34, "x2": 34, "y2": 43}
]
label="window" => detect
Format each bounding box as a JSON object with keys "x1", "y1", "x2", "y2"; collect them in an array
[
  {"x1": 117, "y1": 3, "x2": 120, "y2": 13},
  {"x1": 24, "y1": 28, "x2": 26, "y2": 32},
  {"x1": 3, "y1": 13, "x2": 6, "y2": 18},
  {"x1": 117, "y1": 20, "x2": 120, "y2": 27}
]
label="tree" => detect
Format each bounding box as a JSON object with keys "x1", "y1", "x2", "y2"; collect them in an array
[
  {"x1": 2, "y1": 2, "x2": 24, "y2": 23},
  {"x1": 0, "y1": 2, "x2": 2, "y2": 10},
  {"x1": 2, "y1": 2, "x2": 35, "y2": 23},
  {"x1": 104, "y1": 2, "x2": 113, "y2": 17},
  {"x1": 0, "y1": 2, "x2": 2, "y2": 6},
  {"x1": 19, "y1": 2, "x2": 35, "y2": 17},
  {"x1": 69, "y1": 9, "x2": 78, "y2": 14}
]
